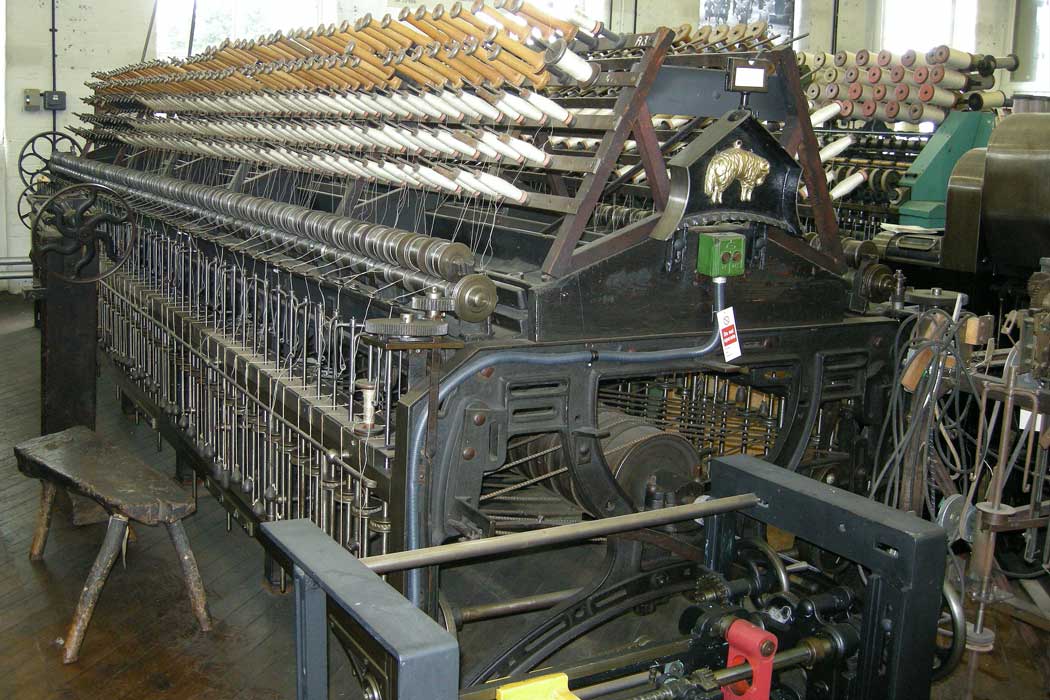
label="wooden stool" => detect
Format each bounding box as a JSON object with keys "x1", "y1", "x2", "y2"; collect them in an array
[{"x1": 14, "y1": 426, "x2": 212, "y2": 664}]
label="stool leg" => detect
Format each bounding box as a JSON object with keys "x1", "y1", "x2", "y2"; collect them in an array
[
  {"x1": 30, "y1": 482, "x2": 57, "y2": 561},
  {"x1": 63, "y1": 514, "x2": 127, "y2": 664},
  {"x1": 166, "y1": 520, "x2": 212, "y2": 632}
]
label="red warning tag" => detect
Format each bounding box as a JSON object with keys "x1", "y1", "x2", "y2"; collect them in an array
[{"x1": 717, "y1": 307, "x2": 741, "y2": 362}]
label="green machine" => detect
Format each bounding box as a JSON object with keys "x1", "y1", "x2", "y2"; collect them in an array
[{"x1": 898, "y1": 111, "x2": 996, "y2": 229}]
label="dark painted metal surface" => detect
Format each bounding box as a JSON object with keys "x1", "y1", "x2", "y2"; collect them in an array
[
  {"x1": 645, "y1": 65, "x2": 792, "y2": 121},
  {"x1": 529, "y1": 233, "x2": 850, "y2": 341},
  {"x1": 660, "y1": 110, "x2": 804, "y2": 236},
  {"x1": 40, "y1": 261, "x2": 97, "y2": 436},
  {"x1": 980, "y1": 114, "x2": 1050, "y2": 271}
]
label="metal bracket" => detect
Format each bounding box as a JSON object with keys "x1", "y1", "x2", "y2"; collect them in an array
[
  {"x1": 706, "y1": 455, "x2": 946, "y2": 700},
  {"x1": 263, "y1": 519, "x2": 460, "y2": 700}
]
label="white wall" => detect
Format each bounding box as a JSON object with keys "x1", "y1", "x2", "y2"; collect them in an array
[{"x1": 3, "y1": 0, "x2": 154, "y2": 289}]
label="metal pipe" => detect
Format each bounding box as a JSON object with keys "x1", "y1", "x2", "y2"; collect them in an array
[
  {"x1": 360, "y1": 493, "x2": 759, "y2": 574},
  {"x1": 0, "y1": 258, "x2": 32, "y2": 266},
  {"x1": 50, "y1": 0, "x2": 58, "y2": 135},
  {"x1": 141, "y1": 0, "x2": 158, "y2": 62},
  {"x1": 186, "y1": 0, "x2": 198, "y2": 58},
  {"x1": 457, "y1": 587, "x2": 581, "y2": 624},
  {"x1": 575, "y1": 671, "x2": 650, "y2": 699},
  {"x1": 0, "y1": 271, "x2": 33, "y2": 280}
]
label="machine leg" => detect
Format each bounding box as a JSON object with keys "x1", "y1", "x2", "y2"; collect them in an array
[
  {"x1": 294, "y1": 565, "x2": 328, "y2": 700},
  {"x1": 264, "y1": 550, "x2": 283, "y2": 588},
  {"x1": 166, "y1": 520, "x2": 212, "y2": 632},
  {"x1": 63, "y1": 514, "x2": 127, "y2": 664},
  {"x1": 29, "y1": 481, "x2": 57, "y2": 561},
  {"x1": 174, "y1": 451, "x2": 192, "y2": 485}
]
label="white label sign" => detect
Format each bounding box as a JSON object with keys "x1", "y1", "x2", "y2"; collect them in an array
[
  {"x1": 1019, "y1": 409, "x2": 1045, "y2": 432},
  {"x1": 717, "y1": 307, "x2": 742, "y2": 362}
]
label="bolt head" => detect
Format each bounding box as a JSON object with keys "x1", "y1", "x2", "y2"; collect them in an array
[
  {"x1": 472, "y1": 413, "x2": 486, "y2": 426},
  {"x1": 760, "y1": 639, "x2": 775, "y2": 657},
  {"x1": 462, "y1": 447, "x2": 476, "y2": 460}
]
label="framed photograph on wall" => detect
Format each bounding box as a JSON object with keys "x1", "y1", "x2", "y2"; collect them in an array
[{"x1": 701, "y1": 0, "x2": 795, "y2": 40}]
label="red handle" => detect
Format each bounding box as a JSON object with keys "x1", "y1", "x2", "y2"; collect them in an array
[{"x1": 722, "y1": 619, "x2": 777, "y2": 700}]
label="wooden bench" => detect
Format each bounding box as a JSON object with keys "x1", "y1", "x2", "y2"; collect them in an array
[{"x1": 14, "y1": 426, "x2": 212, "y2": 664}]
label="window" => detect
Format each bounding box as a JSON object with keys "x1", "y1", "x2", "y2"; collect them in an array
[
  {"x1": 1012, "y1": 0, "x2": 1050, "y2": 92},
  {"x1": 880, "y1": 0, "x2": 976, "y2": 54},
  {"x1": 157, "y1": 0, "x2": 337, "y2": 59}
]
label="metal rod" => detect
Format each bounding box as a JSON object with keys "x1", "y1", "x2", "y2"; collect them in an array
[
  {"x1": 576, "y1": 671, "x2": 650, "y2": 700},
  {"x1": 457, "y1": 587, "x2": 581, "y2": 624},
  {"x1": 186, "y1": 0, "x2": 198, "y2": 58},
  {"x1": 141, "y1": 0, "x2": 158, "y2": 62},
  {"x1": 360, "y1": 494, "x2": 760, "y2": 574},
  {"x1": 50, "y1": 0, "x2": 58, "y2": 134},
  {"x1": 582, "y1": 642, "x2": 821, "y2": 700},
  {"x1": 0, "y1": 271, "x2": 33, "y2": 280},
  {"x1": 710, "y1": 644, "x2": 815, "y2": 686}
]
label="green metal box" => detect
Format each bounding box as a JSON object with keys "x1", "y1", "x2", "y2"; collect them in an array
[{"x1": 696, "y1": 231, "x2": 746, "y2": 277}]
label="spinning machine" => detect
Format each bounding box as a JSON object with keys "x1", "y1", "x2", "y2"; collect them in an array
[{"x1": 23, "y1": 4, "x2": 954, "y2": 699}]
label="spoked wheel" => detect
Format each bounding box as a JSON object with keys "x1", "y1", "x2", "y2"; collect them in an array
[
  {"x1": 30, "y1": 183, "x2": 138, "y2": 284},
  {"x1": 18, "y1": 131, "x2": 81, "y2": 187},
  {"x1": 17, "y1": 181, "x2": 54, "y2": 230}
]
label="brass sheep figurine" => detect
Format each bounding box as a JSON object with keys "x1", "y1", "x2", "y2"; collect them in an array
[{"x1": 703, "y1": 140, "x2": 771, "y2": 204}]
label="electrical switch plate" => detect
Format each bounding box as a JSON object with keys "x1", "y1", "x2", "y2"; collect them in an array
[{"x1": 23, "y1": 89, "x2": 42, "y2": 111}]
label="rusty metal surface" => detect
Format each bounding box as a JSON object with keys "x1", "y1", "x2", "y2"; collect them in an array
[{"x1": 14, "y1": 426, "x2": 195, "y2": 525}]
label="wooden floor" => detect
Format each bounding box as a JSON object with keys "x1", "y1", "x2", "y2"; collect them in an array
[{"x1": 0, "y1": 292, "x2": 1048, "y2": 699}]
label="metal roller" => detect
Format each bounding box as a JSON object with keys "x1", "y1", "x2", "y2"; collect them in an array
[
  {"x1": 51, "y1": 153, "x2": 477, "y2": 284},
  {"x1": 509, "y1": 408, "x2": 701, "y2": 513}
]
